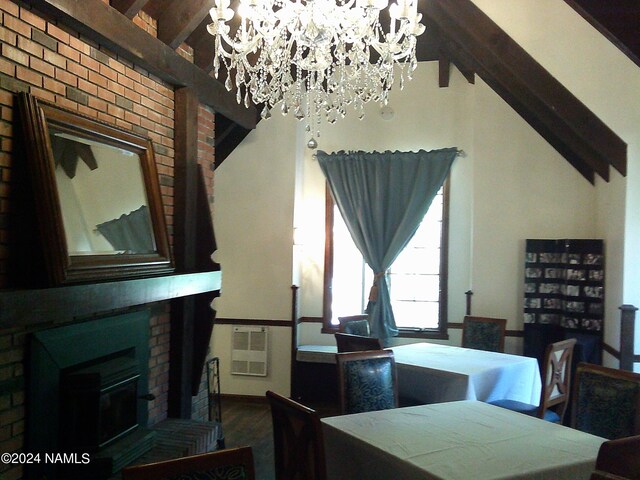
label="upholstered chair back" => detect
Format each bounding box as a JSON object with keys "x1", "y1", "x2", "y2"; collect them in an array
[
  {"x1": 461, "y1": 316, "x2": 507, "y2": 352},
  {"x1": 335, "y1": 333, "x2": 383, "y2": 353},
  {"x1": 338, "y1": 315, "x2": 371, "y2": 337},
  {"x1": 336, "y1": 350, "x2": 398, "y2": 415},
  {"x1": 572, "y1": 363, "x2": 640, "y2": 440}
]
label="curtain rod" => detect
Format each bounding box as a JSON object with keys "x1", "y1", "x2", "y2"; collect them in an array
[{"x1": 313, "y1": 148, "x2": 467, "y2": 160}]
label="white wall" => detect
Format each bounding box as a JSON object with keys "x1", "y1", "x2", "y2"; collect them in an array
[
  {"x1": 213, "y1": 52, "x2": 609, "y2": 395},
  {"x1": 212, "y1": 0, "x2": 640, "y2": 395},
  {"x1": 212, "y1": 112, "x2": 296, "y2": 396},
  {"x1": 470, "y1": 0, "x2": 640, "y2": 365}
]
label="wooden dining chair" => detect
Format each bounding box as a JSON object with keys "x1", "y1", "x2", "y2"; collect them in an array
[
  {"x1": 337, "y1": 315, "x2": 371, "y2": 336},
  {"x1": 589, "y1": 435, "x2": 640, "y2": 479},
  {"x1": 334, "y1": 332, "x2": 383, "y2": 353},
  {"x1": 461, "y1": 315, "x2": 507, "y2": 352},
  {"x1": 266, "y1": 390, "x2": 326, "y2": 480},
  {"x1": 571, "y1": 362, "x2": 640, "y2": 439},
  {"x1": 121, "y1": 446, "x2": 255, "y2": 480},
  {"x1": 336, "y1": 349, "x2": 398, "y2": 415},
  {"x1": 489, "y1": 338, "x2": 576, "y2": 423}
]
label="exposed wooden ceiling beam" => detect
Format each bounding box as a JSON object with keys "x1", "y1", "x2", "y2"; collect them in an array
[
  {"x1": 565, "y1": 0, "x2": 640, "y2": 69},
  {"x1": 139, "y1": 0, "x2": 163, "y2": 18},
  {"x1": 20, "y1": 0, "x2": 257, "y2": 129},
  {"x1": 111, "y1": 0, "x2": 150, "y2": 19},
  {"x1": 438, "y1": 54, "x2": 451, "y2": 88},
  {"x1": 424, "y1": 0, "x2": 626, "y2": 183},
  {"x1": 189, "y1": 19, "x2": 215, "y2": 72},
  {"x1": 157, "y1": 0, "x2": 215, "y2": 50}
]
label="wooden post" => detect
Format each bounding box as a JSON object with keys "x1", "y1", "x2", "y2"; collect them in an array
[
  {"x1": 290, "y1": 285, "x2": 300, "y2": 400},
  {"x1": 619, "y1": 304, "x2": 638, "y2": 371},
  {"x1": 465, "y1": 290, "x2": 473, "y2": 316},
  {"x1": 169, "y1": 87, "x2": 199, "y2": 418}
]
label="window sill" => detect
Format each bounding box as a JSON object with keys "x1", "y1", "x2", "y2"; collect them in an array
[
  {"x1": 396, "y1": 328, "x2": 449, "y2": 341},
  {"x1": 320, "y1": 325, "x2": 449, "y2": 341}
]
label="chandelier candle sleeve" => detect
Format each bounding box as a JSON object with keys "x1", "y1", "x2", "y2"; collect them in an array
[{"x1": 207, "y1": 0, "x2": 425, "y2": 142}]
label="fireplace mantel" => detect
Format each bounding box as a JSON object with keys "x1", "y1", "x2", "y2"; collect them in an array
[{"x1": 0, "y1": 270, "x2": 221, "y2": 328}]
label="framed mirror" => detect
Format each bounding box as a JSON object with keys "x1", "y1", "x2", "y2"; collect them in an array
[{"x1": 18, "y1": 92, "x2": 174, "y2": 285}]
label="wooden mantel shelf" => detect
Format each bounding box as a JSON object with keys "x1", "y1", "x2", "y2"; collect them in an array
[{"x1": 0, "y1": 270, "x2": 221, "y2": 329}]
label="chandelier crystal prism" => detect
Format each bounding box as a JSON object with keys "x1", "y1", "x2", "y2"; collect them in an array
[{"x1": 207, "y1": 0, "x2": 425, "y2": 144}]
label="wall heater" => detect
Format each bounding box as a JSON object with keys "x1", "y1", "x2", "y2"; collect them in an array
[{"x1": 230, "y1": 326, "x2": 268, "y2": 376}]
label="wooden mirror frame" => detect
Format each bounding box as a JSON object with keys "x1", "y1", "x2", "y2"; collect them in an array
[{"x1": 18, "y1": 92, "x2": 174, "y2": 285}]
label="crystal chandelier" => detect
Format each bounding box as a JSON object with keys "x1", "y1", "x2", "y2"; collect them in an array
[{"x1": 207, "y1": 0, "x2": 425, "y2": 147}]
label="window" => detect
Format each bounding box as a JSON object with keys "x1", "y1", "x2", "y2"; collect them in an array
[{"x1": 323, "y1": 180, "x2": 449, "y2": 338}]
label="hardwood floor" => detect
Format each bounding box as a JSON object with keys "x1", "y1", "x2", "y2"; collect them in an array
[
  {"x1": 220, "y1": 396, "x2": 275, "y2": 480},
  {"x1": 219, "y1": 395, "x2": 340, "y2": 480}
]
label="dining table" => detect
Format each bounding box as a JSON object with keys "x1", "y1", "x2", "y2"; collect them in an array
[
  {"x1": 296, "y1": 341, "x2": 542, "y2": 406},
  {"x1": 390, "y1": 342, "x2": 542, "y2": 405},
  {"x1": 322, "y1": 400, "x2": 605, "y2": 480}
]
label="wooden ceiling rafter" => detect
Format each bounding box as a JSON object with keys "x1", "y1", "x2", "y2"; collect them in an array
[
  {"x1": 438, "y1": 53, "x2": 451, "y2": 88},
  {"x1": 31, "y1": 0, "x2": 625, "y2": 175},
  {"x1": 437, "y1": 47, "x2": 476, "y2": 88},
  {"x1": 188, "y1": 18, "x2": 216, "y2": 72},
  {"x1": 20, "y1": 0, "x2": 257, "y2": 129},
  {"x1": 110, "y1": 0, "x2": 150, "y2": 19},
  {"x1": 157, "y1": 0, "x2": 216, "y2": 50},
  {"x1": 565, "y1": 0, "x2": 640, "y2": 69},
  {"x1": 423, "y1": 0, "x2": 627, "y2": 183}
]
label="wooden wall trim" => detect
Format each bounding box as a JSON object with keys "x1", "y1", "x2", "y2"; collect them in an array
[
  {"x1": 220, "y1": 393, "x2": 267, "y2": 403},
  {"x1": 19, "y1": 0, "x2": 257, "y2": 129},
  {"x1": 298, "y1": 316, "x2": 323, "y2": 323},
  {"x1": 215, "y1": 318, "x2": 291, "y2": 327},
  {"x1": 289, "y1": 316, "x2": 526, "y2": 338},
  {"x1": 602, "y1": 342, "x2": 621, "y2": 360}
]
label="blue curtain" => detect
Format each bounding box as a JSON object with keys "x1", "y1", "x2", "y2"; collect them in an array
[
  {"x1": 317, "y1": 148, "x2": 457, "y2": 340},
  {"x1": 96, "y1": 205, "x2": 155, "y2": 253}
]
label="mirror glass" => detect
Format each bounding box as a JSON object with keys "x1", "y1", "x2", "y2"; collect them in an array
[
  {"x1": 18, "y1": 92, "x2": 174, "y2": 285},
  {"x1": 50, "y1": 128, "x2": 156, "y2": 255}
]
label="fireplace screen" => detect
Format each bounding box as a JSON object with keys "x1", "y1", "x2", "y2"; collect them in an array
[{"x1": 61, "y1": 355, "x2": 140, "y2": 451}]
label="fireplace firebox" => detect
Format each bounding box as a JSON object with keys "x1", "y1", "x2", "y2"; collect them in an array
[
  {"x1": 61, "y1": 354, "x2": 140, "y2": 451},
  {"x1": 27, "y1": 311, "x2": 151, "y2": 480}
]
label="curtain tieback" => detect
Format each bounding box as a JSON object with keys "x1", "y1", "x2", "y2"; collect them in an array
[{"x1": 368, "y1": 271, "x2": 388, "y2": 303}]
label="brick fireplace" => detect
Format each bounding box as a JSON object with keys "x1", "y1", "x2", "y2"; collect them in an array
[{"x1": 0, "y1": 2, "x2": 218, "y2": 479}]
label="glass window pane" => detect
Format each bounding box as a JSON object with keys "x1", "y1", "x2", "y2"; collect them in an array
[
  {"x1": 330, "y1": 186, "x2": 444, "y2": 331},
  {"x1": 331, "y1": 209, "x2": 367, "y2": 325},
  {"x1": 391, "y1": 301, "x2": 440, "y2": 329},
  {"x1": 389, "y1": 274, "x2": 439, "y2": 302},
  {"x1": 392, "y1": 248, "x2": 440, "y2": 275}
]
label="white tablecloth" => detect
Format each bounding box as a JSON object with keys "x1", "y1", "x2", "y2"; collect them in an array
[
  {"x1": 297, "y1": 342, "x2": 542, "y2": 405},
  {"x1": 322, "y1": 401, "x2": 605, "y2": 480},
  {"x1": 391, "y1": 343, "x2": 542, "y2": 405}
]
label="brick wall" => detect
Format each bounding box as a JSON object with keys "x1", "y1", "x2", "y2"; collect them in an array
[{"x1": 0, "y1": 2, "x2": 216, "y2": 478}]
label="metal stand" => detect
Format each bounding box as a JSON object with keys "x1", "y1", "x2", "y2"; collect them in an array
[{"x1": 206, "y1": 357, "x2": 224, "y2": 449}]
